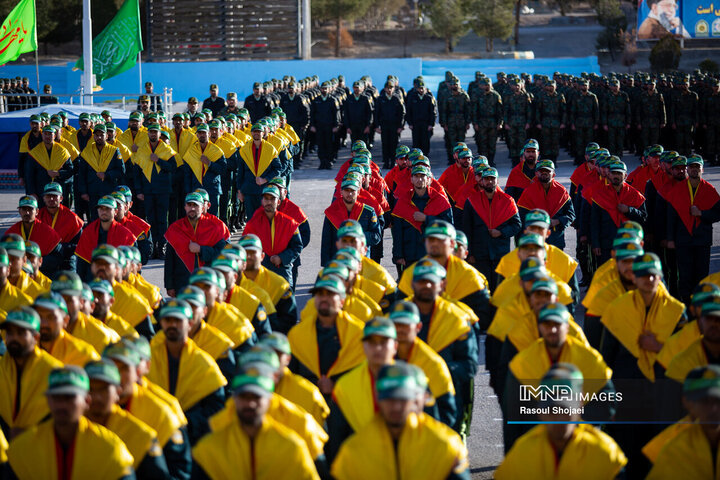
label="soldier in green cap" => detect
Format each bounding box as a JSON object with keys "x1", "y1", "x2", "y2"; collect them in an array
[
  {"x1": 310, "y1": 81, "x2": 341, "y2": 170},
  {"x1": 471, "y1": 77, "x2": 503, "y2": 166},
  {"x1": 18, "y1": 114, "x2": 44, "y2": 192},
  {"x1": 670, "y1": 76, "x2": 698, "y2": 156},
  {"x1": 534, "y1": 80, "x2": 566, "y2": 163},
  {"x1": 702, "y1": 78, "x2": 720, "y2": 166},
  {"x1": 635, "y1": 78, "x2": 666, "y2": 153},
  {"x1": 375, "y1": 81, "x2": 406, "y2": 170},
  {"x1": 280, "y1": 80, "x2": 311, "y2": 169},
  {"x1": 244, "y1": 82, "x2": 272, "y2": 123},
  {"x1": 201, "y1": 83, "x2": 226, "y2": 117},
  {"x1": 405, "y1": 78, "x2": 436, "y2": 155},
  {"x1": 503, "y1": 78, "x2": 533, "y2": 166},
  {"x1": 182, "y1": 123, "x2": 226, "y2": 216},
  {"x1": 77, "y1": 125, "x2": 125, "y2": 221},
  {"x1": 23, "y1": 123, "x2": 73, "y2": 201},
  {"x1": 569, "y1": 79, "x2": 599, "y2": 164},
  {"x1": 343, "y1": 80, "x2": 373, "y2": 150},
  {"x1": 440, "y1": 77, "x2": 471, "y2": 165},
  {"x1": 601, "y1": 78, "x2": 631, "y2": 157}
]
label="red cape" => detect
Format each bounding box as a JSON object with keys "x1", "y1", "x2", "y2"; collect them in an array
[
  {"x1": 38, "y1": 205, "x2": 83, "y2": 243},
  {"x1": 658, "y1": 176, "x2": 681, "y2": 200},
  {"x1": 667, "y1": 179, "x2": 720, "y2": 234},
  {"x1": 591, "y1": 182, "x2": 646, "y2": 227},
  {"x1": 75, "y1": 220, "x2": 136, "y2": 263},
  {"x1": 165, "y1": 214, "x2": 231, "y2": 273},
  {"x1": 384, "y1": 166, "x2": 410, "y2": 194},
  {"x1": 324, "y1": 199, "x2": 367, "y2": 230},
  {"x1": 581, "y1": 176, "x2": 605, "y2": 203},
  {"x1": 279, "y1": 198, "x2": 308, "y2": 224},
  {"x1": 438, "y1": 163, "x2": 474, "y2": 203},
  {"x1": 5, "y1": 219, "x2": 62, "y2": 256},
  {"x1": 454, "y1": 182, "x2": 479, "y2": 211},
  {"x1": 505, "y1": 160, "x2": 534, "y2": 190},
  {"x1": 627, "y1": 165, "x2": 657, "y2": 195},
  {"x1": 243, "y1": 209, "x2": 299, "y2": 257},
  {"x1": 391, "y1": 187, "x2": 452, "y2": 231},
  {"x1": 334, "y1": 158, "x2": 381, "y2": 183},
  {"x1": 517, "y1": 179, "x2": 571, "y2": 218},
  {"x1": 333, "y1": 188, "x2": 383, "y2": 218},
  {"x1": 467, "y1": 187, "x2": 518, "y2": 229},
  {"x1": 119, "y1": 212, "x2": 151, "y2": 239},
  {"x1": 570, "y1": 163, "x2": 593, "y2": 188}
]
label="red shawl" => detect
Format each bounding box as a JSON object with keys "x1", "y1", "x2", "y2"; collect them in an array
[
  {"x1": 119, "y1": 212, "x2": 151, "y2": 239},
  {"x1": 467, "y1": 187, "x2": 518, "y2": 229},
  {"x1": 582, "y1": 176, "x2": 606, "y2": 203},
  {"x1": 391, "y1": 187, "x2": 452, "y2": 231},
  {"x1": 334, "y1": 159, "x2": 379, "y2": 182},
  {"x1": 243, "y1": 209, "x2": 299, "y2": 257},
  {"x1": 517, "y1": 179, "x2": 571, "y2": 218},
  {"x1": 165, "y1": 215, "x2": 230, "y2": 273},
  {"x1": 591, "y1": 182, "x2": 646, "y2": 227},
  {"x1": 454, "y1": 183, "x2": 479, "y2": 211},
  {"x1": 279, "y1": 198, "x2": 308, "y2": 224},
  {"x1": 384, "y1": 166, "x2": 410, "y2": 193},
  {"x1": 75, "y1": 220, "x2": 136, "y2": 263},
  {"x1": 369, "y1": 172, "x2": 390, "y2": 194},
  {"x1": 438, "y1": 163, "x2": 474, "y2": 202},
  {"x1": 505, "y1": 160, "x2": 533, "y2": 190},
  {"x1": 5, "y1": 219, "x2": 61, "y2": 256},
  {"x1": 570, "y1": 163, "x2": 593, "y2": 188},
  {"x1": 667, "y1": 179, "x2": 720, "y2": 234},
  {"x1": 324, "y1": 199, "x2": 367, "y2": 230},
  {"x1": 38, "y1": 205, "x2": 83, "y2": 243},
  {"x1": 627, "y1": 165, "x2": 656, "y2": 195},
  {"x1": 658, "y1": 177, "x2": 681, "y2": 201}
]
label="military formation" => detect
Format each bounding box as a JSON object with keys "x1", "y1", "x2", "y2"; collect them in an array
[{"x1": 0, "y1": 69, "x2": 719, "y2": 479}]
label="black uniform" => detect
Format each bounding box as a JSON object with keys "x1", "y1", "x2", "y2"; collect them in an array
[
  {"x1": 375, "y1": 93, "x2": 405, "y2": 169},
  {"x1": 244, "y1": 94, "x2": 272, "y2": 123},
  {"x1": 406, "y1": 89, "x2": 437, "y2": 155},
  {"x1": 310, "y1": 95, "x2": 340, "y2": 169},
  {"x1": 343, "y1": 94, "x2": 373, "y2": 147}
]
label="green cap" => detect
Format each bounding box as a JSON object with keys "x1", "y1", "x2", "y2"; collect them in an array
[
  {"x1": 536, "y1": 159, "x2": 555, "y2": 171},
  {"x1": 92, "y1": 244, "x2": 120, "y2": 265},
  {"x1": 687, "y1": 154, "x2": 704, "y2": 166},
  {"x1": 42, "y1": 125, "x2": 55, "y2": 134},
  {"x1": 259, "y1": 332, "x2": 292, "y2": 355},
  {"x1": 472, "y1": 156, "x2": 489, "y2": 170},
  {"x1": 519, "y1": 258, "x2": 547, "y2": 281},
  {"x1": 454, "y1": 230, "x2": 468, "y2": 248},
  {"x1": 239, "y1": 345, "x2": 281, "y2": 372},
  {"x1": 0, "y1": 247, "x2": 10, "y2": 267},
  {"x1": 84, "y1": 359, "x2": 121, "y2": 385},
  {"x1": 146, "y1": 123, "x2": 161, "y2": 132},
  {"x1": 239, "y1": 234, "x2": 263, "y2": 252},
  {"x1": 388, "y1": 300, "x2": 420, "y2": 325},
  {"x1": 103, "y1": 342, "x2": 141, "y2": 366},
  {"x1": 457, "y1": 149, "x2": 472, "y2": 159},
  {"x1": 24, "y1": 241, "x2": 41, "y2": 259},
  {"x1": 335, "y1": 247, "x2": 363, "y2": 265},
  {"x1": 340, "y1": 178, "x2": 361, "y2": 191},
  {"x1": 184, "y1": 192, "x2": 204, "y2": 206},
  {"x1": 47, "y1": 366, "x2": 89, "y2": 396},
  {"x1": 482, "y1": 167, "x2": 498, "y2": 178},
  {"x1": 337, "y1": 219, "x2": 364, "y2": 239},
  {"x1": 211, "y1": 254, "x2": 239, "y2": 274},
  {"x1": 1, "y1": 306, "x2": 41, "y2": 332},
  {"x1": 538, "y1": 302, "x2": 569, "y2": 324},
  {"x1": 196, "y1": 123, "x2": 209, "y2": 133},
  {"x1": 43, "y1": 182, "x2": 63, "y2": 196},
  {"x1": 684, "y1": 365, "x2": 720, "y2": 401},
  {"x1": 110, "y1": 192, "x2": 126, "y2": 205},
  {"x1": 376, "y1": 362, "x2": 421, "y2": 401},
  {"x1": 221, "y1": 243, "x2": 248, "y2": 262},
  {"x1": 105, "y1": 122, "x2": 116, "y2": 132},
  {"x1": 609, "y1": 161, "x2": 627, "y2": 172},
  {"x1": 190, "y1": 267, "x2": 219, "y2": 287},
  {"x1": 29, "y1": 114, "x2": 41, "y2": 123},
  {"x1": 251, "y1": 123, "x2": 263, "y2": 132},
  {"x1": 701, "y1": 295, "x2": 720, "y2": 317},
  {"x1": 208, "y1": 120, "x2": 221, "y2": 129},
  {"x1": 363, "y1": 316, "x2": 397, "y2": 340},
  {"x1": 261, "y1": 185, "x2": 280, "y2": 198},
  {"x1": 538, "y1": 364, "x2": 583, "y2": 408},
  {"x1": 412, "y1": 258, "x2": 446, "y2": 283},
  {"x1": 88, "y1": 278, "x2": 114, "y2": 297},
  {"x1": 523, "y1": 139, "x2": 539, "y2": 151},
  {"x1": 116, "y1": 185, "x2": 132, "y2": 201},
  {"x1": 310, "y1": 274, "x2": 346, "y2": 297},
  {"x1": 50, "y1": 271, "x2": 83, "y2": 297},
  {"x1": 159, "y1": 299, "x2": 192, "y2": 321},
  {"x1": 517, "y1": 233, "x2": 545, "y2": 248},
  {"x1": 231, "y1": 370, "x2": 274, "y2": 397},
  {"x1": 691, "y1": 283, "x2": 720, "y2": 308},
  {"x1": 395, "y1": 145, "x2": 410, "y2": 158},
  {"x1": 268, "y1": 177, "x2": 286, "y2": 189},
  {"x1": 129, "y1": 112, "x2": 143, "y2": 121},
  {"x1": 177, "y1": 285, "x2": 207, "y2": 307},
  {"x1": 320, "y1": 262, "x2": 350, "y2": 281},
  {"x1": 632, "y1": 252, "x2": 662, "y2": 277},
  {"x1": 671, "y1": 157, "x2": 688, "y2": 168},
  {"x1": 96, "y1": 195, "x2": 117, "y2": 209},
  {"x1": 524, "y1": 209, "x2": 550, "y2": 229},
  {"x1": 411, "y1": 165, "x2": 431, "y2": 177},
  {"x1": 613, "y1": 240, "x2": 644, "y2": 260},
  {"x1": 93, "y1": 124, "x2": 107, "y2": 134},
  {"x1": 424, "y1": 219, "x2": 455, "y2": 240},
  {"x1": 530, "y1": 278, "x2": 558, "y2": 295},
  {"x1": 1, "y1": 234, "x2": 25, "y2": 257}
]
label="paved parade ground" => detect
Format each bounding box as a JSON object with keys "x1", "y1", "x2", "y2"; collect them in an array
[{"x1": 2, "y1": 124, "x2": 719, "y2": 478}]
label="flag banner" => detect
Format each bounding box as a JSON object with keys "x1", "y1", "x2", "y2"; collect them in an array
[{"x1": 0, "y1": 0, "x2": 37, "y2": 65}]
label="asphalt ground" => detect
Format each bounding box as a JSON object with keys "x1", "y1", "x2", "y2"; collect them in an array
[{"x1": 2, "y1": 126, "x2": 719, "y2": 478}]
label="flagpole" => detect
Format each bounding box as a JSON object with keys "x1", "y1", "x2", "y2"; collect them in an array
[
  {"x1": 82, "y1": 0, "x2": 93, "y2": 105},
  {"x1": 138, "y1": 51, "x2": 142, "y2": 94},
  {"x1": 34, "y1": 49, "x2": 40, "y2": 107}
]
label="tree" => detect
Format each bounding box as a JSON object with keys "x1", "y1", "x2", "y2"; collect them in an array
[
  {"x1": 649, "y1": 36, "x2": 681, "y2": 72},
  {"x1": 469, "y1": 0, "x2": 514, "y2": 52},
  {"x1": 359, "y1": 0, "x2": 406, "y2": 30},
  {"x1": 425, "y1": 0, "x2": 471, "y2": 54},
  {"x1": 594, "y1": 0, "x2": 627, "y2": 55},
  {"x1": 313, "y1": 0, "x2": 371, "y2": 57}
]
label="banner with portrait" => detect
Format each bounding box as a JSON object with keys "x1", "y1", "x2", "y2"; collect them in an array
[{"x1": 637, "y1": 0, "x2": 720, "y2": 39}]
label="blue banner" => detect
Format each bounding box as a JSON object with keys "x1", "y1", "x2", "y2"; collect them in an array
[{"x1": 637, "y1": 0, "x2": 720, "y2": 39}]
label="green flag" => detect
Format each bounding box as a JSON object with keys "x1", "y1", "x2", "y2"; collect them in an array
[
  {"x1": 0, "y1": 0, "x2": 37, "y2": 65},
  {"x1": 75, "y1": 0, "x2": 143, "y2": 86}
]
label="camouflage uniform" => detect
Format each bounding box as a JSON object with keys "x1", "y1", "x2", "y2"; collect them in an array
[
  {"x1": 601, "y1": 81, "x2": 631, "y2": 157},
  {"x1": 534, "y1": 83, "x2": 566, "y2": 161},
  {"x1": 634, "y1": 82, "x2": 666, "y2": 153},
  {"x1": 702, "y1": 79, "x2": 720, "y2": 165},
  {"x1": 671, "y1": 78, "x2": 699, "y2": 156},
  {"x1": 569, "y1": 81, "x2": 599, "y2": 162},
  {"x1": 472, "y1": 79, "x2": 503, "y2": 165},
  {"x1": 437, "y1": 72, "x2": 453, "y2": 160},
  {"x1": 440, "y1": 80, "x2": 471, "y2": 164},
  {"x1": 503, "y1": 80, "x2": 533, "y2": 165}
]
